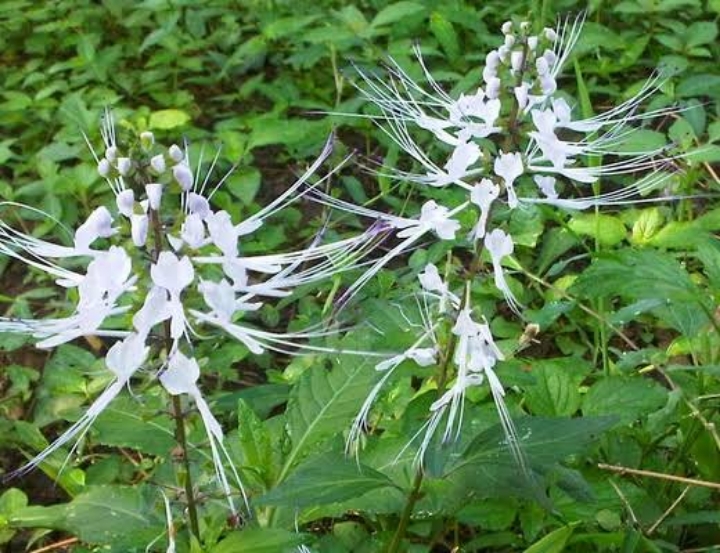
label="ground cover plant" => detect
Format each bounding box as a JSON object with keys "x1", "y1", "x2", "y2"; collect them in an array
[{"x1": 1, "y1": 1, "x2": 719, "y2": 552}]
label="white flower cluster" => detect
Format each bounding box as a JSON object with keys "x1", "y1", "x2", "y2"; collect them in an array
[
  {"x1": 0, "y1": 113, "x2": 383, "y2": 514},
  {"x1": 343, "y1": 15, "x2": 679, "y2": 463}
]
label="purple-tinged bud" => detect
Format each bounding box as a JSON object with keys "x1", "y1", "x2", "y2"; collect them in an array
[
  {"x1": 544, "y1": 28, "x2": 557, "y2": 42},
  {"x1": 187, "y1": 192, "x2": 211, "y2": 219},
  {"x1": 117, "y1": 157, "x2": 132, "y2": 176},
  {"x1": 116, "y1": 189, "x2": 135, "y2": 217},
  {"x1": 485, "y1": 50, "x2": 500, "y2": 69},
  {"x1": 536, "y1": 56, "x2": 549, "y2": 76},
  {"x1": 150, "y1": 154, "x2": 166, "y2": 174},
  {"x1": 543, "y1": 49, "x2": 557, "y2": 67},
  {"x1": 173, "y1": 164, "x2": 193, "y2": 191},
  {"x1": 540, "y1": 75, "x2": 557, "y2": 95},
  {"x1": 145, "y1": 183, "x2": 163, "y2": 210},
  {"x1": 98, "y1": 159, "x2": 111, "y2": 178},
  {"x1": 131, "y1": 214, "x2": 149, "y2": 247},
  {"x1": 168, "y1": 144, "x2": 184, "y2": 163}
]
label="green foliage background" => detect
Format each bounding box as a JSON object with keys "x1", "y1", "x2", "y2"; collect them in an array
[{"x1": 1, "y1": 0, "x2": 719, "y2": 551}]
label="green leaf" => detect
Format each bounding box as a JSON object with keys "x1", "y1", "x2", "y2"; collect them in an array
[
  {"x1": 583, "y1": 377, "x2": 667, "y2": 424},
  {"x1": 258, "y1": 452, "x2": 396, "y2": 508},
  {"x1": 524, "y1": 524, "x2": 576, "y2": 553},
  {"x1": 93, "y1": 397, "x2": 175, "y2": 456},
  {"x1": 225, "y1": 167, "x2": 261, "y2": 205},
  {"x1": 630, "y1": 208, "x2": 664, "y2": 245},
  {"x1": 148, "y1": 109, "x2": 191, "y2": 130},
  {"x1": 371, "y1": 2, "x2": 425, "y2": 27},
  {"x1": 212, "y1": 528, "x2": 305, "y2": 553},
  {"x1": 446, "y1": 417, "x2": 616, "y2": 500},
  {"x1": 568, "y1": 213, "x2": 626, "y2": 246},
  {"x1": 12, "y1": 486, "x2": 162, "y2": 551},
  {"x1": 524, "y1": 358, "x2": 590, "y2": 417},
  {"x1": 571, "y1": 249, "x2": 710, "y2": 334},
  {"x1": 281, "y1": 349, "x2": 378, "y2": 481},
  {"x1": 429, "y1": 12, "x2": 460, "y2": 62},
  {"x1": 236, "y1": 399, "x2": 275, "y2": 487}
]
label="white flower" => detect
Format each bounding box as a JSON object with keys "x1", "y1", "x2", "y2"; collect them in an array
[{"x1": 493, "y1": 152, "x2": 524, "y2": 209}]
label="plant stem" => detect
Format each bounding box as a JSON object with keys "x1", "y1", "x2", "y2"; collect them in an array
[
  {"x1": 386, "y1": 312, "x2": 459, "y2": 553},
  {"x1": 149, "y1": 208, "x2": 201, "y2": 540},
  {"x1": 171, "y1": 394, "x2": 201, "y2": 539}
]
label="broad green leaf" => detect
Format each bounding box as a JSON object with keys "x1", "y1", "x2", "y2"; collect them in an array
[
  {"x1": 524, "y1": 524, "x2": 576, "y2": 553},
  {"x1": 281, "y1": 350, "x2": 377, "y2": 481},
  {"x1": 257, "y1": 452, "x2": 396, "y2": 508},
  {"x1": 371, "y1": 2, "x2": 425, "y2": 27},
  {"x1": 568, "y1": 213, "x2": 626, "y2": 246},
  {"x1": 211, "y1": 528, "x2": 305, "y2": 553},
  {"x1": 446, "y1": 417, "x2": 616, "y2": 500},
  {"x1": 11, "y1": 486, "x2": 162, "y2": 551},
  {"x1": 148, "y1": 109, "x2": 191, "y2": 130},
  {"x1": 582, "y1": 377, "x2": 667, "y2": 424},
  {"x1": 571, "y1": 249, "x2": 711, "y2": 334},
  {"x1": 93, "y1": 397, "x2": 175, "y2": 456},
  {"x1": 524, "y1": 358, "x2": 590, "y2": 417}
]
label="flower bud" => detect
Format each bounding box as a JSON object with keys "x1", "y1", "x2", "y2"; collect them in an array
[
  {"x1": 140, "y1": 131, "x2": 154, "y2": 149},
  {"x1": 540, "y1": 75, "x2": 557, "y2": 95},
  {"x1": 543, "y1": 49, "x2": 557, "y2": 67},
  {"x1": 510, "y1": 50, "x2": 524, "y2": 73},
  {"x1": 485, "y1": 77, "x2": 501, "y2": 99},
  {"x1": 544, "y1": 27, "x2": 557, "y2": 42},
  {"x1": 527, "y1": 35, "x2": 538, "y2": 50},
  {"x1": 536, "y1": 56, "x2": 549, "y2": 76},
  {"x1": 131, "y1": 214, "x2": 149, "y2": 247},
  {"x1": 501, "y1": 21, "x2": 512, "y2": 35},
  {"x1": 485, "y1": 50, "x2": 500, "y2": 69},
  {"x1": 117, "y1": 157, "x2": 132, "y2": 176},
  {"x1": 187, "y1": 192, "x2": 211, "y2": 219},
  {"x1": 168, "y1": 144, "x2": 184, "y2": 163},
  {"x1": 504, "y1": 34, "x2": 515, "y2": 48},
  {"x1": 97, "y1": 159, "x2": 111, "y2": 178},
  {"x1": 520, "y1": 21, "x2": 530, "y2": 32},
  {"x1": 173, "y1": 164, "x2": 193, "y2": 191},
  {"x1": 105, "y1": 146, "x2": 118, "y2": 162},
  {"x1": 116, "y1": 189, "x2": 135, "y2": 217},
  {"x1": 150, "y1": 154, "x2": 166, "y2": 174},
  {"x1": 145, "y1": 183, "x2": 163, "y2": 210}
]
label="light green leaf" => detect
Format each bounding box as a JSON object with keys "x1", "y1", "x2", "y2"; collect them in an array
[
  {"x1": 524, "y1": 524, "x2": 576, "y2": 553},
  {"x1": 149, "y1": 109, "x2": 191, "y2": 130},
  {"x1": 568, "y1": 213, "x2": 626, "y2": 246},
  {"x1": 211, "y1": 528, "x2": 305, "y2": 553},
  {"x1": 371, "y1": 2, "x2": 425, "y2": 27},
  {"x1": 630, "y1": 208, "x2": 664, "y2": 245}
]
